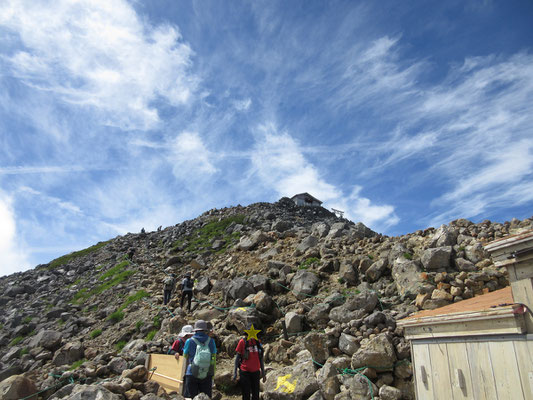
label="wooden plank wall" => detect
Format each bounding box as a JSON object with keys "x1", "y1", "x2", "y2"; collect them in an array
[
  {"x1": 146, "y1": 354, "x2": 186, "y2": 394},
  {"x1": 412, "y1": 336, "x2": 533, "y2": 400}
]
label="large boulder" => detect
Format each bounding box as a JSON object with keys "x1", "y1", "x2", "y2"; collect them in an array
[
  {"x1": 338, "y1": 333, "x2": 360, "y2": 356},
  {"x1": 290, "y1": 270, "x2": 319, "y2": 300},
  {"x1": 338, "y1": 262, "x2": 358, "y2": 286},
  {"x1": 238, "y1": 230, "x2": 271, "y2": 251},
  {"x1": 0, "y1": 375, "x2": 38, "y2": 400},
  {"x1": 296, "y1": 236, "x2": 319, "y2": 254},
  {"x1": 195, "y1": 277, "x2": 212, "y2": 295},
  {"x1": 365, "y1": 258, "x2": 389, "y2": 282},
  {"x1": 52, "y1": 341, "x2": 84, "y2": 366},
  {"x1": 227, "y1": 308, "x2": 262, "y2": 332},
  {"x1": 62, "y1": 384, "x2": 122, "y2": 399},
  {"x1": 226, "y1": 278, "x2": 256, "y2": 300},
  {"x1": 421, "y1": 247, "x2": 452, "y2": 270},
  {"x1": 429, "y1": 225, "x2": 458, "y2": 247},
  {"x1": 29, "y1": 330, "x2": 62, "y2": 351},
  {"x1": 263, "y1": 352, "x2": 318, "y2": 400},
  {"x1": 303, "y1": 333, "x2": 331, "y2": 364},
  {"x1": 391, "y1": 259, "x2": 425, "y2": 299},
  {"x1": 351, "y1": 333, "x2": 397, "y2": 370},
  {"x1": 308, "y1": 303, "x2": 331, "y2": 328},
  {"x1": 285, "y1": 312, "x2": 304, "y2": 334},
  {"x1": 329, "y1": 291, "x2": 378, "y2": 324}
]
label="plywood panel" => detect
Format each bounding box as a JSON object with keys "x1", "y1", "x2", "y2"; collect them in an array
[
  {"x1": 488, "y1": 340, "x2": 524, "y2": 400},
  {"x1": 146, "y1": 354, "x2": 186, "y2": 393},
  {"x1": 428, "y1": 343, "x2": 453, "y2": 400},
  {"x1": 412, "y1": 342, "x2": 433, "y2": 400},
  {"x1": 466, "y1": 341, "x2": 498, "y2": 400},
  {"x1": 445, "y1": 342, "x2": 474, "y2": 400},
  {"x1": 513, "y1": 340, "x2": 533, "y2": 399}
]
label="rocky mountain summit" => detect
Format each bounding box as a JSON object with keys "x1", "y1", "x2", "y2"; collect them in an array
[{"x1": 1, "y1": 197, "x2": 532, "y2": 400}]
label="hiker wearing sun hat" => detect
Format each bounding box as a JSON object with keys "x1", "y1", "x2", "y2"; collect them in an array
[
  {"x1": 183, "y1": 320, "x2": 217, "y2": 398},
  {"x1": 169, "y1": 324, "x2": 193, "y2": 358}
]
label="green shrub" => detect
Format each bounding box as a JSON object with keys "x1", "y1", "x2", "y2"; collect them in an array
[
  {"x1": 116, "y1": 341, "x2": 127, "y2": 352},
  {"x1": 153, "y1": 315, "x2": 161, "y2": 329},
  {"x1": 9, "y1": 336, "x2": 24, "y2": 346},
  {"x1": 99, "y1": 261, "x2": 130, "y2": 281},
  {"x1": 69, "y1": 359, "x2": 86, "y2": 371},
  {"x1": 48, "y1": 241, "x2": 109, "y2": 269},
  {"x1": 90, "y1": 329, "x2": 102, "y2": 339},
  {"x1": 403, "y1": 252, "x2": 413, "y2": 260},
  {"x1": 71, "y1": 268, "x2": 135, "y2": 305},
  {"x1": 135, "y1": 321, "x2": 144, "y2": 332},
  {"x1": 171, "y1": 215, "x2": 246, "y2": 254},
  {"x1": 108, "y1": 311, "x2": 124, "y2": 323},
  {"x1": 300, "y1": 257, "x2": 320, "y2": 269},
  {"x1": 20, "y1": 347, "x2": 29, "y2": 356},
  {"x1": 22, "y1": 316, "x2": 33, "y2": 324},
  {"x1": 118, "y1": 290, "x2": 150, "y2": 311},
  {"x1": 145, "y1": 330, "x2": 157, "y2": 341}
]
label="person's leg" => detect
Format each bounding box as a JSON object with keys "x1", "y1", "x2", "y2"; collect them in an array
[
  {"x1": 181, "y1": 291, "x2": 186, "y2": 308},
  {"x1": 187, "y1": 291, "x2": 192, "y2": 312},
  {"x1": 199, "y1": 376, "x2": 212, "y2": 397},
  {"x1": 250, "y1": 370, "x2": 260, "y2": 400},
  {"x1": 187, "y1": 375, "x2": 199, "y2": 398},
  {"x1": 163, "y1": 290, "x2": 169, "y2": 305},
  {"x1": 182, "y1": 375, "x2": 190, "y2": 398},
  {"x1": 240, "y1": 370, "x2": 252, "y2": 400}
]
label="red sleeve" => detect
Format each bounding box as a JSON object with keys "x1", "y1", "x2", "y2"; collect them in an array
[{"x1": 235, "y1": 338, "x2": 245, "y2": 355}]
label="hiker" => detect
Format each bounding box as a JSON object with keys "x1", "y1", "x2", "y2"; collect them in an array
[
  {"x1": 183, "y1": 320, "x2": 217, "y2": 398},
  {"x1": 181, "y1": 271, "x2": 194, "y2": 312},
  {"x1": 127, "y1": 247, "x2": 135, "y2": 261},
  {"x1": 232, "y1": 324, "x2": 265, "y2": 400},
  {"x1": 163, "y1": 273, "x2": 176, "y2": 305},
  {"x1": 168, "y1": 325, "x2": 193, "y2": 357}
]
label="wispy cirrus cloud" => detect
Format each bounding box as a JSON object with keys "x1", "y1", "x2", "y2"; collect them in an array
[{"x1": 0, "y1": 0, "x2": 197, "y2": 131}]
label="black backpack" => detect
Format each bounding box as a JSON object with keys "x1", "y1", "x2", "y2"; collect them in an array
[{"x1": 185, "y1": 277, "x2": 193, "y2": 289}]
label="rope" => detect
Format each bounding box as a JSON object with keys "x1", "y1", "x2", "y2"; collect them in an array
[{"x1": 18, "y1": 374, "x2": 75, "y2": 400}]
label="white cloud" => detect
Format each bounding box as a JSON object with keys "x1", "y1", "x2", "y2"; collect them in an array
[
  {"x1": 0, "y1": 192, "x2": 31, "y2": 277},
  {"x1": 250, "y1": 127, "x2": 398, "y2": 230},
  {"x1": 0, "y1": 0, "x2": 197, "y2": 130},
  {"x1": 169, "y1": 131, "x2": 217, "y2": 179},
  {"x1": 234, "y1": 98, "x2": 252, "y2": 111}
]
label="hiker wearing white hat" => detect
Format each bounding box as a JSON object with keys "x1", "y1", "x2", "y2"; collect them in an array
[{"x1": 169, "y1": 325, "x2": 194, "y2": 358}]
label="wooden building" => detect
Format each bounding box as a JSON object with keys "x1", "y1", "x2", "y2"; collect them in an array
[
  {"x1": 398, "y1": 230, "x2": 533, "y2": 400},
  {"x1": 291, "y1": 193, "x2": 323, "y2": 207}
]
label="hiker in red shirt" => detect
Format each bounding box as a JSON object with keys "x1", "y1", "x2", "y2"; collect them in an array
[{"x1": 232, "y1": 324, "x2": 265, "y2": 400}]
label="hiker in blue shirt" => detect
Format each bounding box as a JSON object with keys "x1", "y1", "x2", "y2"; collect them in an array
[{"x1": 183, "y1": 320, "x2": 217, "y2": 398}]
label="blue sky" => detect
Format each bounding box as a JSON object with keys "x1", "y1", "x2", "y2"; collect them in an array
[{"x1": 1, "y1": 0, "x2": 532, "y2": 276}]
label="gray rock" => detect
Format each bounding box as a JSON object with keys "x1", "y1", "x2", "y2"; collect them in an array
[
  {"x1": 226, "y1": 277, "x2": 256, "y2": 300},
  {"x1": 195, "y1": 277, "x2": 212, "y2": 295},
  {"x1": 52, "y1": 342, "x2": 84, "y2": 366},
  {"x1": 263, "y1": 356, "x2": 318, "y2": 400},
  {"x1": 429, "y1": 224, "x2": 458, "y2": 247},
  {"x1": 29, "y1": 330, "x2": 62, "y2": 351},
  {"x1": 303, "y1": 332, "x2": 330, "y2": 364},
  {"x1": 108, "y1": 357, "x2": 128, "y2": 375},
  {"x1": 391, "y1": 259, "x2": 425, "y2": 299},
  {"x1": 253, "y1": 291, "x2": 274, "y2": 313},
  {"x1": 365, "y1": 258, "x2": 389, "y2": 282},
  {"x1": 312, "y1": 222, "x2": 330, "y2": 238},
  {"x1": 454, "y1": 257, "x2": 476, "y2": 272},
  {"x1": 308, "y1": 303, "x2": 331, "y2": 328},
  {"x1": 339, "y1": 262, "x2": 358, "y2": 286},
  {"x1": 64, "y1": 384, "x2": 122, "y2": 400},
  {"x1": 272, "y1": 220, "x2": 293, "y2": 232},
  {"x1": 338, "y1": 333, "x2": 360, "y2": 356},
  {"x1": 290, "y1": 270, "x2": 319, "y2": 300},
  {"x1": 248, "y1": 274, "x2": 269, "y2": 292},
  {"x1": 351, "y1": 333, "x2": 397, "y2": 370},
  {"x1": 421, "y1": 246, "x2": 452, "y2": 270},
  {"x1": 379, "y1": 385, "x2": 403, "y2": 400},
  {"x1": 285, "y1": 312, "x2": 304, "y2": 334},
  {"x1": 238, "y1": 230, "x2": 271, "y2": 251},
  {"x1": 296, "y1": 235, "x2": 320, "y2": 254},
  {"x1": 0, "y1": 375, "x2": 38, "y2": 400},
  {"x1": 329, "y1": 291, "x2": 378, "y2": 324},
  {"x1": 346, "y1": 374, "x2": 377, "y2": 400}
]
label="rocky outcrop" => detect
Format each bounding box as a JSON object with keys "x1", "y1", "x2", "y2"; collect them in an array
[{"x1": 0, "y1": 197, "x2": 530, "y2": 400}]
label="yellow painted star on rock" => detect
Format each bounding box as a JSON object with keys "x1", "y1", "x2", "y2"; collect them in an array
[{"x1": 244, "y1": 324, "x2": 261, "y2": 341}]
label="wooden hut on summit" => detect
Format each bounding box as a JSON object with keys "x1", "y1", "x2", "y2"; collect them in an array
[
  {"x1": 398, "y1": 230, "x2": 533, "y2": 400},
  {"x1": 291, "y1": 193, "x2": 322, "y2": 207}
]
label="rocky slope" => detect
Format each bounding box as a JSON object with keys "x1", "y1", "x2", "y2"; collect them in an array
[{"x1": 1, "y1": 197, "x2": 531, "y2": 400}]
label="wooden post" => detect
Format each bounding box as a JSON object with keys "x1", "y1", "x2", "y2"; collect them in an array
[{"x1": 281, "y1": 320, "x2": 289, "y2": 341}]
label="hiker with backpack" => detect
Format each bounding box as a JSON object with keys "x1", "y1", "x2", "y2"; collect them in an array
[
  {"x1": 163, "y1": 273, "x2": 176, "y2": 305},
  {"x1": 232, "y1": 324, "x2": 265, "y2": 400},
  {"x1": 181, "y1": 271, "x2": 194, "y2": 312},
  {"x1": 168, "y1": 324, "x2": 193, "y2": 358},
  {"x1": 183, "y1": 320, "x2": 217, "y2": 398}
]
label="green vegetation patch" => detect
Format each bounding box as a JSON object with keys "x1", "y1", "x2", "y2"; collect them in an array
[
  {"x1": 71, "y1": 261, "x2": 135, "y2": 305},
  {"x1": 9, "y1": 336, "x2": 24, "y2": 346},
  {"x1": 48, "y1": 241, "x2": 109, "y2": 269},
  {"x1": 22, "y1": 316, "x2": 33, "y2": 324},
  {"x1": 118, "y1": 290, "x2": 150, "y2": 311},
  {"x1": 403, "y1": 252, "x2": 413, "y2": 260},
  {"x1": 145, "y1": 330, "x2": 158, "y2": 341},
  {"x1": 299, "y1": 257, "x2": 320, "y2": 269},
  {"x1": 172, "y1": 215, "x2": 246, "y2": 254},
  {"x1": 108, "y1": 311, "x2": 124, "y2": 323},
  {"x1": 153, "y1": 315, "x2": 162, "y2": 330},
  {"x1": 69, "y1": 359, "x2": 86, "y2": 371},
  {"x1": 116, "y1": 341, "x2": 127, "y2": 352},
  {"x1": 135, "y1": 321, "x2": 144, "y2": 332},
  {"x1": 90, "y1": 329, "x2": 102, "y2": 339}
]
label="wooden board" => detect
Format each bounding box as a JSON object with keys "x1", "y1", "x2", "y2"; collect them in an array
[
  {"x1": 412, "y1": 342, "x2": 433, "y2": 400},
  {"x1": 445, "y1": 342, "x2": 474, "y2": 400},
  {"x1": 513, "y1": 339, "x2": 533, "y2": 399},
  {"x1": 465, "y1": 341, "x2": 498, "y2": 400},
  {"x1": 428, "y1": 342, "x2": 453, "y2": 400},
  {"x1": 488, "y1": 340, "x2": 523, "y2": 399},
  {"x1": 146, "y1": 354, "x2": 186, "y2": 393}
]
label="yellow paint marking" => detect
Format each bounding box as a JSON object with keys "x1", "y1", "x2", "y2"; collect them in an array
[{"x1": 275, "y1": 374, "x2": 297, "y2": 393}]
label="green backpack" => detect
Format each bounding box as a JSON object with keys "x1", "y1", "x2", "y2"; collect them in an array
[{"x1": 190, "y1": 338, "x2": 212, "y2": 379}]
